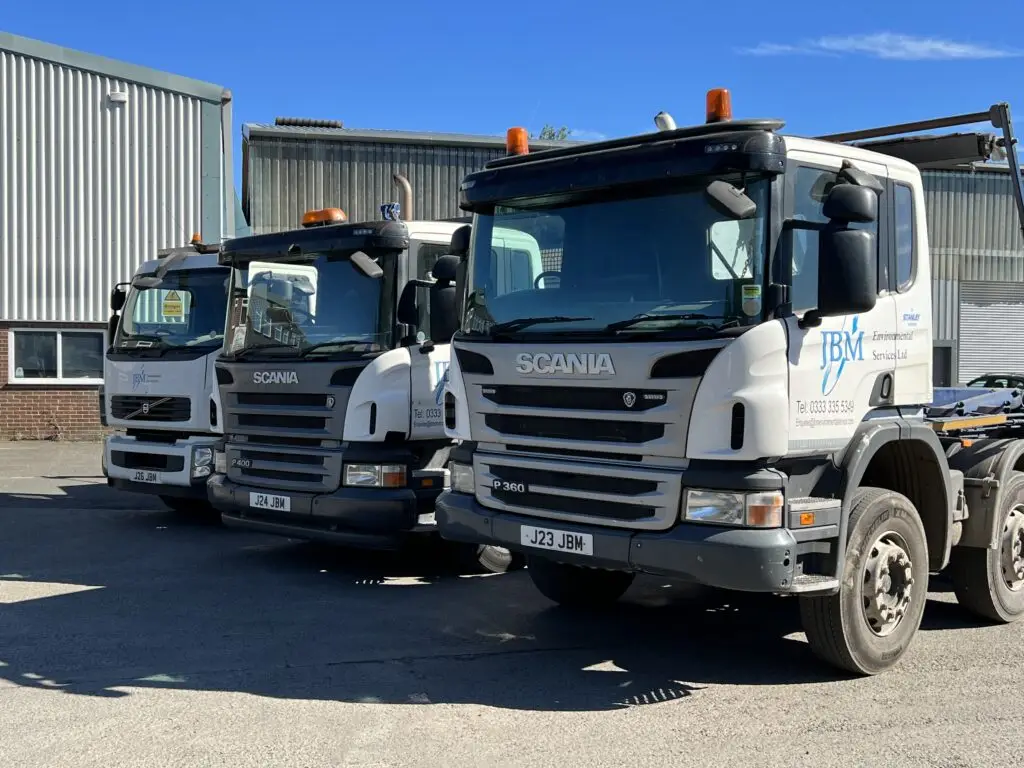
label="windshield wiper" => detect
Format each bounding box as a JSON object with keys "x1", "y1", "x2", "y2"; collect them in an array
[
  {"x1": 230, "y1": 342, "x2": 303, "y2": 359},
  {"x1": 604, "y1": 313, "x2": 731, "y2": 332},
  {"x1": 300, "y1": 340, "x2": 377, "y2": 357},
  {"x1": 488, "y1": 316, "x2": 594, "y2": 335}
]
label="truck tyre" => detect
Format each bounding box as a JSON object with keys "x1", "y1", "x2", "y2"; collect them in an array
[
  {"x1": 799, "y1": 487, "x2": 929, "y2": 676},
  {"x1": 949, "y1": 470, "x2": 1024, "y2": 623},
  {"x1": 526, "y1": 555, "x2": 635, "y2": 609},
  {"x1": 447, "y1": 542, "x2": 526, "y2": 574}
]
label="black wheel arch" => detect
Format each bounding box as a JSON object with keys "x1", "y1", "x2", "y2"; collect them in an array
[{"x1": 833, "y1": 419, "x2": 954, "y2": 573}]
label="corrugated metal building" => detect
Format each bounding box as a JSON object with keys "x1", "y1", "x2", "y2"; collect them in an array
[
  {"x1": 242, "y1": 123, "x2": 573, "y2": 232},
  {"x1": 0, "y1": 31, "x2": 237, "y2": 439},
  {"x1": 244, "y1": 123, "x2": 1024, "y2": 386}
]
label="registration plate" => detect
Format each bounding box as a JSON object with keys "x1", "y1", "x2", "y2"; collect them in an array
[
  {"x1": 249, "y1": 492, "x2": 291, "y2": 512},
  {"x1": 520, "y1": 524, "x2": 593, "y2": 556},
  {"x1": 133, "y1": 470, "x2": 160, "y2": 484}
]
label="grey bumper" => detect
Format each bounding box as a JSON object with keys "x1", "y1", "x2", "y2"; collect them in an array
[
  {"x1": 207, "y1": 474, "x2": 441, "y2": 550},
  {"x1": 436, "y1": 491, "x2": 800, "y2": 593}
]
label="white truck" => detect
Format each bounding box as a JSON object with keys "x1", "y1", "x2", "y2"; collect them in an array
[
  {"x1": 206, "y1": 197, "x2": 546, "y2": 572},
  {"x1": 101, "y1": 238, "x2": 229, "y2": 513},
  {"x1": 436, "y1": 93, "x2": 1024, "y2": 673}
]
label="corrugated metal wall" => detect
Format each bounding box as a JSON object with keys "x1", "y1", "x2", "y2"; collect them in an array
[
  {"x1": 245, "y1": 137, "x2": 508, "y2": 234},
  {"x1": 0, "y1": 49, "x2": 207, "y2": 323},
  {"x1": 923, "y1": 169, "x2": 1024, "y2": 343}
]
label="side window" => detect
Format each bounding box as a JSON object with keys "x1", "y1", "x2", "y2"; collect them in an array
[
  {"x1": 790, "y1": 166, "x2": 880, "y2": 313},
  {"x1": 415, "y1": 242, "x2": 454, "y2": 338},
  {"x1": 894, "y1": 183, "x2": 914, "y2": 291}
]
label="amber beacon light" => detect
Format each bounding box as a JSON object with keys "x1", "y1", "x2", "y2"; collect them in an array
[
  {"x1": 301, "y1": 207, "x2": 348, "y2": 228},
  {"x1": 706, "y1": 88, "x2": 733, "y2": 123},
  {"x1": 506, "y1": 126, "x2": 530, "y2": 156}
]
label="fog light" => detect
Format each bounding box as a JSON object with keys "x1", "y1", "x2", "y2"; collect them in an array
[
  {"x1": 192, "y1": 465, "x2": 212, "y2": 480},
  {"x1": 344, "y1": 464, "x2": 406, "y2": 488},
  {"x1": 450, "y1": 462, "x2": 475, "y2": 494}
]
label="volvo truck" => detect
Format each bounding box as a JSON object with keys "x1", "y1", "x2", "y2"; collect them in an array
[
  {"x1": 436, "y1": 91, "x2": 1024, "y2": 673},
  {"x1": 207, "y1": 201, "x2": 545, "y2": 572},
  {"x1": 102, "y1": 237, "x2": 229, "y2": 512}
]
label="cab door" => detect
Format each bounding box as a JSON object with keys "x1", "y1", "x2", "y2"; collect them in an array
[
  {"x1": 408, "y1": 238, "x2": 454, "y2": 440},
  {"x1": 782, "y1": 152, "x2": 896, "y2": 456}
]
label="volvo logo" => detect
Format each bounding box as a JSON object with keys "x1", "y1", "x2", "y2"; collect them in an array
[
  {"x1": 142, "y1": 402, "x2": 150, "y2": 415},
  {"x1": 514, "y1": 352, "x2": 615, "y2": 376},
  {"x1": 622, "y1": 391, "x2": 636, "y2": 408},
  {"x1": 253, "y1": 371, "x2": 299, "y2": 385}
]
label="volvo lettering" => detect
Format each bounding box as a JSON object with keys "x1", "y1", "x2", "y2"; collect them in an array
[{"x1": 436, "y1": 95, "x2": 1024, "y2": 676}]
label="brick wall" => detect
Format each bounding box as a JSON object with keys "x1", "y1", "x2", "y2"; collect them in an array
[{"x1": 0, "y1": 323, "x2": 106, "y2": 441}]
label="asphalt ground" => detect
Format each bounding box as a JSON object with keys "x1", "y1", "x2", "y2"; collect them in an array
[{"x1": 0, "y1": 440, "x2": 1019, "y2": 767}]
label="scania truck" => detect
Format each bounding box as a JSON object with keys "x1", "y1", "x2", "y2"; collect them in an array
[
  {"x1": 207, "y1": 200, "x2": 546, "y2": 572},
  {"x1": 102, "y1": 237, "x2": 229, "y2": 513},
  {"x1": 436, "y1": 90, "x2": 1024, "y2": 674}
]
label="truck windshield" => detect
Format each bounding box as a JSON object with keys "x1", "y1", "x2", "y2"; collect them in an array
[
  {"x1": 462, "y1": 176, "x2": 770, "y2": 338},
  {"x1": 117, "y1": 268, "x2": 230, "y2": 350},
  {"x1": 223, "y1": 253, "x2": 396, "y2": 358}
]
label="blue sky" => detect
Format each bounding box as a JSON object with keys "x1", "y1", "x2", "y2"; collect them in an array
[{"x1": 5, "y1": 0, "x2": 1023, "y2": 159}]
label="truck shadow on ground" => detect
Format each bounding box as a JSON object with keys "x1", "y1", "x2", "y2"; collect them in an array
[{"x1": 0, "y1": 482, "x2": 1008, "y2": 712}]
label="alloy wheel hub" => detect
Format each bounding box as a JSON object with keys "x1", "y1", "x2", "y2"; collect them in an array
[{"x1": 862, "y1": 534, "x2": 914, "y2": 637}]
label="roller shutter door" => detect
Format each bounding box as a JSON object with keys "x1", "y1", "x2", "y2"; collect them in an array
[{"x1": 958, "y1": 281, "x2": 1024, "y2": 381}]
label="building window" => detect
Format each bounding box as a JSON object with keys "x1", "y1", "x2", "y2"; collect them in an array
[
  {"x1": 8, "y1": 329, "x2": 105, "y2": 385},
  {"x1": 790, "y1": 165, "x2": 881, "y2": 313},
  {"x1": 894, "y1": 183, "x2": 915, "y2": 291}
]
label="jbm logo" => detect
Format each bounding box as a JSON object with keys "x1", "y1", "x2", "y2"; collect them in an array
[
  {"x1": 432, "y1": 360, "x2": 451, "y2": 406},
  {"x1": 820, "y1": 316, "x2": 864, "y2": 396}
]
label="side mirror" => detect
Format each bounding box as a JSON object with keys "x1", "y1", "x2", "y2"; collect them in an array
[
  {"x1": 805, "y1": 227, "x2": 877, "y2": 326},
  {"x1": 110, "y1": 284, "x2": 127, "y2": 312},
  {"x1": 107, "y1": 314, "x2": 120, "y2": 344},
  {"x1": 449, "y1": 225, "x2": 471, "y2": 258},
  {"x1": 823, "y1": 184, "x2": 878, "y2": 224},
  {"x1": 432, "y1": 254, "x2": 460, "y2": 284}
]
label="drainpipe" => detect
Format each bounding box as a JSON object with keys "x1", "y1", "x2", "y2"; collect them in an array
[{"x1": 393, "y1": 173, "x2": 412, "y2": 221}]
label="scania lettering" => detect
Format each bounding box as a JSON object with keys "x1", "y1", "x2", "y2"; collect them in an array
[
  {"x1": 101, "y1": 236, "x2": 230, "y2": 514},
  {"x1": 253, "y1": 371, "x2": 300, "y2": 385},
  {"x1": 436, "y1": 97, "x2": 1024, "y2": 674},
  {"x1": 207, "y1": 192, "x2": 546, "y2": 572},
  {"x1": 514, "y1": 352, "x2": 616, "y2": 375}
]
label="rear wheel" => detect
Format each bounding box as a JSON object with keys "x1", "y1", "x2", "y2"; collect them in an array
[
  {"x1": 949, "y1": 470, "x2": 1024, "y2": 623},
  {"x1": 526, "y1": 555, "x2": 635, "y2": 609},
  {"x1": 799, "y1": 487, "x2": 929, "y2": 676}
]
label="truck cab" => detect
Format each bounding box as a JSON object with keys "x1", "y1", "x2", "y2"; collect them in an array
[
  {"x1": 207, "y1": 204, "x2": 543, "y2": 572},
  {"x1": 436, "y1": 92, "x2": 1024, "y2": 674},
  {"x1": 102, "y1": 240, "x2": 229, "y2": 511}
]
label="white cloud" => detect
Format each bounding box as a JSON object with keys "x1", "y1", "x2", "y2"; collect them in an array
[{"x1": 737, "y1": 33, "x2": 1021, "y2": 60}]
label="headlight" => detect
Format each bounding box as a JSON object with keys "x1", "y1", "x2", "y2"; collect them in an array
[
  {"x1": 193, "y1": 447, "x2": 214, "y2": 467},
  {"x1": 684, "y1": 489, "x2": 783, "y2": 528},
  {"x1": 343, "y1": 464, "x2": 406, "y2": 488},
  {"x1": 449, "y1": 462, "x2": 475, "y2": 494}
]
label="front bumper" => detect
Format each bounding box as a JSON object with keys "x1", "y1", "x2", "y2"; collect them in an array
[
  {"x1": 437, "y1": 491, "x2": 801, "y2": 593},
  {"x1": 104, "y1": 434, "x2": 218, "y2": 498},
  {"x1": 208, "y1": 474, "x2": 443, "y2": 550}
]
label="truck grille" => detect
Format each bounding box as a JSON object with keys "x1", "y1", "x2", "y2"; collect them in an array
[
  {"x1": 473, "y1": 453, "x2": 681, "y2": 531},
  {"x1": 110, "y1": 396, "x2": 191, "y2": 422},
  {"x1": 224, "y1": 390, "x2": 340, "y2": 492},
  {"x1": 484, "y1": 413, "x2": 663, "y2": 444}
]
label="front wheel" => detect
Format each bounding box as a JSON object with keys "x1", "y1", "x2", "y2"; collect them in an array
[
  {"x1": 526, "y1": 555, "x2": 635, "y2": 609},
  {"x1": 799, "y1": 487, "x2": 929, "y2": 676},
  {"x1": 949, "y1": 470, "x2": 1024, "y2": 623}
]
